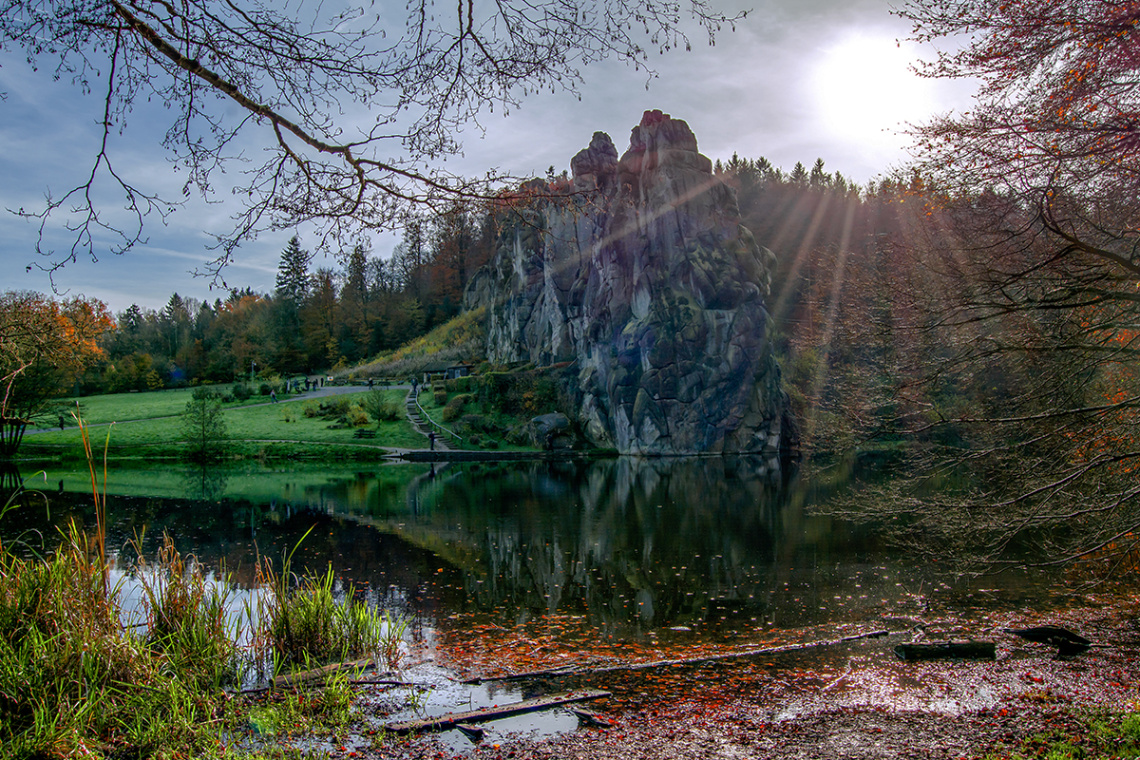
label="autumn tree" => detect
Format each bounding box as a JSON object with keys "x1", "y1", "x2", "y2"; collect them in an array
[
  {"x1": 870, "y1": 0, "x2": 1140, "y2": 568},
  {"x1": 2, "y1": 0, "x2": 744, "y2": 277},
  {"x1": 0, "y1": 291, "x2": 113, "y2": 457}
]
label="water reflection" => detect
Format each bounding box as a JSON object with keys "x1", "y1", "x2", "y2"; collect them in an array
[{"x1": 2, "y1": 457, "x2": 1051, "y2": 644}]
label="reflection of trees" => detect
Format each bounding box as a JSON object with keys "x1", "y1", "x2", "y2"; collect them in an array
[
  {"x1": 180, "y1": 465, "x2": 229, "y2": 501},
  {"x1": 402, "y1": 457, "x2": 810, "y2": 633},
  {"x1": 0, "y1": 461, "x2": 22, "y2": 492}
]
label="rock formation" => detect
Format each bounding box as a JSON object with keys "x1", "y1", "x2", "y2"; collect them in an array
[{"x1": 463, "y1": 110, "x2": 796, "y2": 458}]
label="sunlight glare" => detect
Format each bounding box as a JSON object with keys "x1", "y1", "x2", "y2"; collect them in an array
[{"x1": 810, "y1": 32, "x2": 936, "y2": 161}]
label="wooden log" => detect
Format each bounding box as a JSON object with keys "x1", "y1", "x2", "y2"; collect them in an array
[
  {"x1": 591, "y1": 629, "x2": 891, "y2": 674},
  {"x1": 893, "y1": 641, "x2": 997, "y2": 661},
  {"x1": 271, "y1": 656, "x2": 376, "y2": 689},
  {"x1": 384, "y1": 689, "x2": 611, "y2": 735},
  {"x1": 455, "y1": 723, "x2": 485, "y2": 741},
  {"x1": 567, "y1": 706, "x2": 614, "y2": 728},
  {"x1": 462, "y1": 663, "x2": 578, "y2": 685},
  {"x1": 463, "y1": 628, "x2": 891, "y2": 684}
]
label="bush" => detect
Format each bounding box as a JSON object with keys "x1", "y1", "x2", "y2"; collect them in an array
[
  {"x1": 302, "y1": 402, "x2": 320, "y2": 418},
  {"x1": 319, "y1": 397, "x2": 352, "y2": 418},
  {"x1": 231, "y1": 383, "x2": 252, "y2": 401},
  {"x1": 361, "y1": 388, "x2": 402, "y2": 423},
  {"x1": 446, "y1": 376, "x2": 474, "y2": 393},
  {"x1": 433, "y1": 389, "x2": 448, "y2": 406},
  {"x1": 346, "y1": 404, "x2": 369, "y2": 427},
  {"x1": 440, "y1": 393, "x2": 472, "y2": 422},
  {"x1": 259, "y1": 383, "x2": 273, "y2": 396}
]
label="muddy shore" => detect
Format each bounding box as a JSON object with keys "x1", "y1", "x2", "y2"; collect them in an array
[{"x1": 349, "y1": 597, "x2": 1140, "y2": 760}]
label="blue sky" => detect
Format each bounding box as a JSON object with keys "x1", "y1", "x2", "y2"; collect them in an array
[{"x1": 0, "y1": 0, "x2": 975, "y2": 314}]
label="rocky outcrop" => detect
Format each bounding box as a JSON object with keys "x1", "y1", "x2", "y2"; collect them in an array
[{"x1": 463, "y1": 111, "x2": 796, "y2": 458}]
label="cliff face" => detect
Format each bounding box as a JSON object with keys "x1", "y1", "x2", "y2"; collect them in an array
[{"x1": 464, "y1": 111, "x2": 796, "y2": 458}]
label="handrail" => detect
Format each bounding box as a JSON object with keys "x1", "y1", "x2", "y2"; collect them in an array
[{"x1": 412, "y1": 387, "x2": 462, "y2": 441}]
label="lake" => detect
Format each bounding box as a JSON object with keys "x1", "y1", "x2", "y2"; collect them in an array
[
  {"x1": 1, "y1": 456, "x2": 1064, "y2": 642},
  {"x1": 0, "y1": 455, "x2": 1085, "y2": 748}
]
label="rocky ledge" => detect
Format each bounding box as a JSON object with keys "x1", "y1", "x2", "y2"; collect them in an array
[{"x1": 464, "y1": 110, "x2": 797, "y2": 458}]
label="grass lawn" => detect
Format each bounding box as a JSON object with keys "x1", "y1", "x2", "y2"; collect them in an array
[
  {"x1": 53, "y1": 384, "x2": 236, "y2": 424},
  {"x1": 23, "y1": 388, "x2": 426, "y2": 458},
  {"x1": 17, "y1": 458, "x2": 431, "y2": 503}
]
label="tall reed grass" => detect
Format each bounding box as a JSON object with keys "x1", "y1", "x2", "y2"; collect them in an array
[{"x1": 0, "y1": 416, "x2": 408, "y2": 756}]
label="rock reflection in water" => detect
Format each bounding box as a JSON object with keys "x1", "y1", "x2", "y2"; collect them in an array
[
  {"x1": 3, "y1": 457, "x2": 1043, "y2": 645},
  {"x1": 336, "y1": 456, "x2": 896, "y2": 637}
]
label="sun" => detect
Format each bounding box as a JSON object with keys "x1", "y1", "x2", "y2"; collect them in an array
[{"x1": 809, "y1": 30, "x2": 937, "y2": 160}]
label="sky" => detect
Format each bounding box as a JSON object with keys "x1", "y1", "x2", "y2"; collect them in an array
[{"x1": 0, "y1": 0, "x2": 976, "y2": 315}]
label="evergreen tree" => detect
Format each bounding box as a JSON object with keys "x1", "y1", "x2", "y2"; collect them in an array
[
  {"x1": 275, "y1": 236, "x2": 313, "y2": 305},
  {"x1": 181, "y1": 387, "x2": 228, "y2": 462}
]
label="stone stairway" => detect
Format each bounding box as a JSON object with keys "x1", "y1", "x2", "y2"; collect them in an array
[{"x1": 404, "y1": 387, "x2": 451, "y2": 451}]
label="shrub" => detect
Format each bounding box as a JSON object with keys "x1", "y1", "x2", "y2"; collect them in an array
[
  {"x1": 440, "y1": 393, "x2": 472, "y2": 422},
  {"x1": 346, "y1": 404, "x2": 369, "y2": 427},
  {"x1": 302, "y1": 402, "x2": 320, "y2": 418},
  {"x1": 232, "y1": 383, "x2": 252, "y2": 401},
  {"x1": 433, "y1": 389, "x2": 448, "y2": 406},
  {"x1": 361, "y1": 388, "x2": 402, "y2": 423},
  {"x1": 259, "y1": 383, "x2": 273, "y2": 396},
  {"x1": 318, "y1": 397, "x2": 352, "y2": 418},
  {"x1": 446, "y1": 376, "x2": 474, "y2": 393}
]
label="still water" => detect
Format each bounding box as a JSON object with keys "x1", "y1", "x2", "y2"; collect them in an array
[
  {"x1": 4, "y1": 456, "x2": 1088, "y2": 749},
  {"x1": 2, "y1": 456, "x2": 1058, "y2": 643}
]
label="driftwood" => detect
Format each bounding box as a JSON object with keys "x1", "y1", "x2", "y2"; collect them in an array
[
  {"x1": 463, "y1": 629, "x2": 890, "y2": 685},
  {"x1": 385, "y1": 689, "x2": 611, "y2": 734},
  {"x1": 894, "y1": 641, "x2": 997, "y2": 661},
  {"x1": 271, "y1": 656, "x2": 376, "y2": 690},
  {"x1": 1005, "y1": 626, "x2": 1096, "y2": 657},
  {"x1": 567, "y1": 706, "x2": 614, "y2": 728},
  {"x1": 455, "y1": 723, "x2": 485, "y2": 741}
]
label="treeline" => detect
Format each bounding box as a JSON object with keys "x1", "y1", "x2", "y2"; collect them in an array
[
  {"x1": 80, "y1": 206, "x2": 496, "y2": 393},
  {"x1": 78, "y1": 150, "x2": 993, "y2": 456},
  {"x1": 715, "y1": 154, "x2": 995, "y2": 455}
]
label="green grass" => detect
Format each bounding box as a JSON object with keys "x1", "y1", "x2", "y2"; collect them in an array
[
  {"x1": 415, "y1": 387, "x2": 538, "y2": 452},
  {"x1": 19, "y1": 459, "x2": 431, "y2": 504},
  {"x1": 981, "y1": 708, "x2": 1140, "y2": 759},
  {"x1": 0, "y1": 509, "x2": 402, "y2": 757},
  {"x1": 23, "y1": 388, "x2": 426, "y2": 459},
  {"x1": 359, "y1": 307, "x2": 485, "y2": 375},
  {"x1": 54, "y1": 384, "x2": 241, "y2": 425}
]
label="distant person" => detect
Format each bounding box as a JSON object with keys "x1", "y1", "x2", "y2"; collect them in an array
[
  {"x1": 368, "y1": 378, "x2": 374, "y2": 390},
  {"x1": 58, "y1": 415, "x2": 65, "y2": 431},
  {"x1": 270, "y1": 389, "x2": 278, "y2": 403},
  {"x1": 429, "y1": 431, "x2": 436, "y2": 451}
]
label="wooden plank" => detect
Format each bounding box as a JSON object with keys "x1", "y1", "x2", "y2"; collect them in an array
[
  {"x1": 462, "y1": 663, "x2": 578, "y2": 685},
  {"x1": 385, "y1": 689, "x2": 611, "y2": 735}
]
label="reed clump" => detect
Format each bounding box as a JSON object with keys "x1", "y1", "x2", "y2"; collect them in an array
[
  {"x1": 0, "y1": 528, "x2": 218, "y2": 757},
  {"x1": 0, "y1": 415, "x2": 408, "y2": 755},
  {"x1": 253, "y1": 557, "x2": 389, "y2": 677}
]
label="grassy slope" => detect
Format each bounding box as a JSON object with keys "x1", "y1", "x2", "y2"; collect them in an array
[{"x1": 23, "y1": 388, "x2": 425, "y2": 458}]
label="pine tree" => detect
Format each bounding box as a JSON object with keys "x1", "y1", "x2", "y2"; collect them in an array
[{"x1": 275, "y1": 236, "x2": 313, "y2": 306}]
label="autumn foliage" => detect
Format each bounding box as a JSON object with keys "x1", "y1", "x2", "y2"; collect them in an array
[{"x1": 0, "y1": 291, "x2": 112, "y2": 456}]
